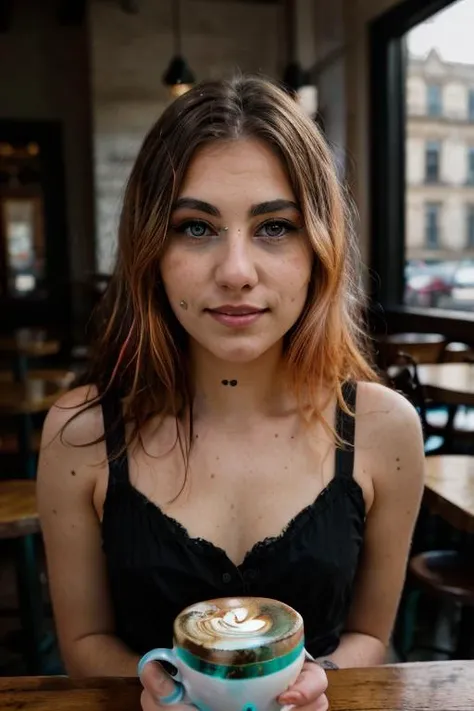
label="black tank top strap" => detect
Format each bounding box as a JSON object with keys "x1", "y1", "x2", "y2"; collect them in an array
[
  {"x1": 335, "y1": 381, "x2": 357, "y2": 479},
  {"x1": 101, "y1": 389, "x2": 129, "y2": 487}
]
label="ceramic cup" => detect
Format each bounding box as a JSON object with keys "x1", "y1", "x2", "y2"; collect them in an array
[{"x1": 138, "y1": 597, "x2": 306, "y2": 711}]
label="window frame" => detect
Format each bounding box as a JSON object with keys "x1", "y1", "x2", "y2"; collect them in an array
[{"x1": 368, "y1": 0, "x2": 468, "y2": 317}]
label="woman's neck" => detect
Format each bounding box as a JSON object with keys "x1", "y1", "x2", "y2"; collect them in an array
[{"x1": 190, "y1": 342, "x2": 291, "y2": 423}]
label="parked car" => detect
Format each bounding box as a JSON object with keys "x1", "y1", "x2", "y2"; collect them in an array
[
  {"x1": 404, "y1": 261, "x2": 453, "y2": 307},
  {"x1": 452, "y1": 261, "x2": 474, "y2": 303}
]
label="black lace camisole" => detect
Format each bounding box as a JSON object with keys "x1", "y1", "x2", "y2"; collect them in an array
[{"x1": 101, "y1": 382, "x2": 365, "y2": 659}]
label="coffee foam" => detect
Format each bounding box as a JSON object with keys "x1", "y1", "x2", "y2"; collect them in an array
[{"x1": 174, "y1": 597, "x2": 303, "y2": 657}]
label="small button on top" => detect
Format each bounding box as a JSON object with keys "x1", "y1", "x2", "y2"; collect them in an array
[
  {"x1": 245, "y1": 569, "x2": 257, "y2": 581},
  {"x1": 222, "y1": 572, "x2": 232, "y2": 584}
]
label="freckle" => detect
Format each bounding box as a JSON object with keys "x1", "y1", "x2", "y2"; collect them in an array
[
  {"x1": 230, "y1": 504, "x2": 235, "y2": 510},
  {"x1": 211, "y1": 473, "x2": 215, "y2": 479},
  {"x1": 52, "y1": 509, "x2": 57, "y2": 515},
  {"x1": 291, "y1": 436, "x2": 295, "y2": 440},
  {"x1": 71, "y1": 470, "x2": 76, "y2": 476},
  {"x1": 274, "y1": 433, "x2": 279, "y2": 438},
  {"x1": 284, "y1": 466, "x2": 288, "y2": 470},
  {"x1": 396, "y1": 458, "x2": 400, "y2": 462},
  {"x1": 397, "y1": 467, "x2": 401, "y2": 471},
  {"x1": 216, "y1": 456, "x2": 220, "y2": 461},
  {"x1": 195, "y1": 434, "x2": 199, "y2": 439}
]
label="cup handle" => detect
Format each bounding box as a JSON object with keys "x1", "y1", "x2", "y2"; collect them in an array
[{"x1": 137, "y1": 648, "x2": 186, "y2": 706}]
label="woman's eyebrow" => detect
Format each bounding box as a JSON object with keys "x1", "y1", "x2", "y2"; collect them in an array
[
  {"x1": 172, "y1": 198, "x2": 220, "y2": 216},
  {"x1": 172, "y1": 197, "x2": 301, "y2": 218},
  {"x1": 250, "y1": 199, "x2": 300, "y2": 216}
]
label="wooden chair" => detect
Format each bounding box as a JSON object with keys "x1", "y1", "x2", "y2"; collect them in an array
[
  {"x1": 403, "y1": 550, "x2": 474, "y2": 660},
  {"x1": 395, "y1": 456, "x2": 474, "y2": 661},
  {"x1": 0, "y1": 480, "x2": 45, "y2": 673}
]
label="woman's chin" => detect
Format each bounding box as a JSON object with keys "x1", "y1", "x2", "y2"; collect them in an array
[{"x1": 209, "y1": 342, "x2": 275, "y2": 364}]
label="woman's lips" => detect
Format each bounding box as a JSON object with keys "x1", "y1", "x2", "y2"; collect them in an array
[{"x1": 206, "y1": 307, "x2": 268, "y2": 328}]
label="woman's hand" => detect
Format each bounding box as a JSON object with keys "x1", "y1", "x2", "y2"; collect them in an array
[
  {"x1": 278, "y1": 661, "x2": 329, "y2": 710},
  {"x1": 140, "y1": 662, "x2": 196, "y2": 711},
  {"x1": 140, "y1": 659, "x2": 328, "y2": 711}
]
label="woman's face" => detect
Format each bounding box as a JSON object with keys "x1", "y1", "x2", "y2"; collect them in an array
[{"x1": 160, "y1": 138, "x2": 313, "y2": 364}]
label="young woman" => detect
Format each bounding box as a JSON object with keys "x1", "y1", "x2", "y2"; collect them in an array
[{"x1": 37, "y1": 76, "x2": 425, "y2": 711}]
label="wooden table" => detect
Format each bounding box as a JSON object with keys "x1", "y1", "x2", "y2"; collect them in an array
[
  {"x1": 418, "y1": 363, "x2": 474, "y2": 406},
  {"x1": 0, "y1": 480, "x2": 43, "y2": 675},
  {"x1": 0, "y1": 379, "x2": 64, "y2": 479},
  {"x1": 0, "y1": 330, "x2": 60, "y2": 382},
  {"x1": 0, "y1": 661, "x2": 473, "y2": 710},
  {"x1": 378, "y1": 332, "x2": 446, "y2": 366},
  {"x1": 424, "y1": 456, "x2": 474, "y2": 534},
  {"x1": 0, "y1": 380, "x2": 63, "y2": 415}
]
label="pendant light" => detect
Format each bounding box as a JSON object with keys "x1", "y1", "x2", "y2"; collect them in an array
[
  {"x1": 281, "y1": 0, "x2": 310, "y2": 97},
  {"x1": 162, "y1": 0, "x2": 195, "y2": 98}
]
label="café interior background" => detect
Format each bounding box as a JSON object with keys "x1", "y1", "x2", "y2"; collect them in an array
[{"x1": 0, "y1": 0, "x2": 473, "y2": 676}]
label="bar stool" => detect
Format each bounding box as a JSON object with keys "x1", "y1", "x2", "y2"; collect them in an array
[{"x1": 0, "y1": 480, "x2": 45, "y2": 673}]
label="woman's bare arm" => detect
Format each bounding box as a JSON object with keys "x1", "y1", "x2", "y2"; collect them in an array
[
  {"x1": 37, "y1": 386, "x2": 139, "y2": 676},
  {"x1": 324, "y1": 383, "x2": 425, "y2": 668}
]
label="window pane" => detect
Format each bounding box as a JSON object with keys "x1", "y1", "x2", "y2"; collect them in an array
[
  {"x1": 0, "y1": 197, "x2": 45, "y2": 297},
  {"x1": 425, "y1": 140, "x2": 440, "y2": 183},
  {"x1": 468, "y1": 147, "x2": 474, "y2": 184},
  {"x1": 467, "y1": 205, "x2": 474, "y2": 247},
  {"x1": 425, "y1": 203, "x2": 440, "y2": 248},
  {"x1": 427, "y1": 84, "x2": 442, "y2": 116},
  {"x1": 405, "y1": 0, "x2": 474, "y2": 311},
  {"x1": 469, "y1": 89, "x2": 474, "y2": 121}
]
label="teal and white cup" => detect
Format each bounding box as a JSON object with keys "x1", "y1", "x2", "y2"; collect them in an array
[{"x1": 138, "y1": 597, "x2": 306, "y2": 711}]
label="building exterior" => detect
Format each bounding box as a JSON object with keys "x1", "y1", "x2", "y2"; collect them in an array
[{"x1": 406, "y1": 48, "x2": 474, "y2": 263}]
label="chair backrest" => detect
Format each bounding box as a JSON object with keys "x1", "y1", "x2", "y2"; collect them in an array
[{"x1": 387, "y1": 352, "x2": 428, "y2": 430}]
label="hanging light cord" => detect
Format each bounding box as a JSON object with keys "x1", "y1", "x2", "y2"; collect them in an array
[{"x1": 172, "y1": 0, "x2": 182, "y2": 56}]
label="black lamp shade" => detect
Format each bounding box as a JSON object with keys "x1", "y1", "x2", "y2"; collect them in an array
[
  {"x1": 163, "y1": 55, "x2": 196, "y2": 87},
  {"x1": 282, "y1": 61, "x2": 311, "y2": 95}
]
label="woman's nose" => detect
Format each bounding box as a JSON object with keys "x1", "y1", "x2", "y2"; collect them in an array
[{"x1": 214, "y1": 234, "x2": 258, "y2": 291}]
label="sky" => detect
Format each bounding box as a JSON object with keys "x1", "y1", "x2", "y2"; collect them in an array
[{"x1": 408, "y1": 0, "x2": 474, "y2": 64}]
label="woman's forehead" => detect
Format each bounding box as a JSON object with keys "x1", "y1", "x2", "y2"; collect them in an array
[{"x1": 178, "y1": 138, "x2": 296, "y2": 206}]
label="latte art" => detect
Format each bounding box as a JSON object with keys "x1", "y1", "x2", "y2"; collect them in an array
[
  {"x1": 174, "y1": 597, "x2": 304, "y2": 665},
  {"x1": 184, "y1": 600, "x2": 273, "y2": 649}
]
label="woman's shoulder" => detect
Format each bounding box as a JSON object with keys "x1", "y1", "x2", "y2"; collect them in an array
[
  {"x1": 41, "y1": 383, "x2": 105, "y2": 452},
  {"x1": 355, "y1": 380, "x2": 420, "y2": 423},
  {"x1": 354, "y1": 380, "x2": 425, "y2": 484}
]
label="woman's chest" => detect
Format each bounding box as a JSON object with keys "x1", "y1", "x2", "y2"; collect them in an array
[{"x1": 98, "y1": 420, "x2": 338, "y2": 567}]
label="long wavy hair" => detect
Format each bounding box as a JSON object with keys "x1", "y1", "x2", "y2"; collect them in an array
[{"x1": 73, "y1": 74, "x2": 379, "y2": 462}]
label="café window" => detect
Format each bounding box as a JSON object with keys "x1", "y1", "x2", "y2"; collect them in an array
[
  {"x1": 427, "y1": 83, "x2": 442, "y2": 116},
  {"x1": 425, "y1": 140, "x2": 440, "y2": 183},
  {"x1": 425, "y1": 202, "x2": 441, "y2": 249},
  {"x1": 0, "y1": 141, "x2": 46, "y2": 297}
]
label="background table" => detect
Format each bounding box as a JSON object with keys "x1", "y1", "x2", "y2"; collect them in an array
[
  {"x1": 418, "y1": 363, "x2": 474, "y2": 406},
  {"x1": 424, "y1": 456, "x2": 474, "y2": 533},
  {"x1": 0, "y1": 661, "x2": 472, "y2": 710}
]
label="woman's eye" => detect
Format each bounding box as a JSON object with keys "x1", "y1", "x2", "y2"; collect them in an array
[
  {"x1": 173, "y1": 220, "x2": 214, "y2": 239},
  {"x1": 256, "y1": 220, "x2": 297, "y2": 240}
]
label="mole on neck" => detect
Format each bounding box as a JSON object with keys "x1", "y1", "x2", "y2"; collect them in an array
[{"x1": 221, "y1": 379, "x2": 238, "y2": 387}]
